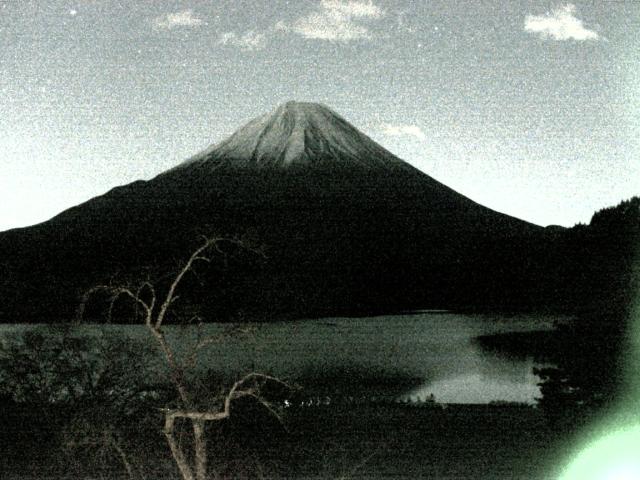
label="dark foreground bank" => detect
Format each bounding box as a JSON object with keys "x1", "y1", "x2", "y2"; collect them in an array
[{"x1": 1, "y1": 400, "x2": 572, "y2": 480}]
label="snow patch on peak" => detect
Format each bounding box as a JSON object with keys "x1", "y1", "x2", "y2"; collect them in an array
[{"x1": 184, "y1": 101, "x2": 415, "y2": 171}]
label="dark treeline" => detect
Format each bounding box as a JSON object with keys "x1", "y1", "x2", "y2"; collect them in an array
[
  {"x1": 476, "y1": 197, "x2": 639, "y2": 424},
  {"x1": 535, "y1": 197, "x2": 639, "y2": 424}
]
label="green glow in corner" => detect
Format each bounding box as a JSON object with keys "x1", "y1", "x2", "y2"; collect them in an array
[
  {"x1": 557, "y1": 282, "x2": 640, "y2": 480},
  {"x1": 559, "y1": 292, "x2": 640, "y2": 480},
  {"x1": 560, "y1": 425, "x2": 640, "y2": 480}
]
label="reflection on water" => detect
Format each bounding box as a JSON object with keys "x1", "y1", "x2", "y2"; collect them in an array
[
  {"x1": 402, "y1": 346, "x2": 544, "y2": 404},
  {"x1": 404, "y1": 370, "x2": 541, "y2": 405},
  {"x1": 0, "y1": 312, "x2": 566, "y2": 404},
  {"x1": 219, "y1": 312, "x2": 560, "y2": 404}
]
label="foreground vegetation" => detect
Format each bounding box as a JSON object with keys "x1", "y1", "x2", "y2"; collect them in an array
[
  {"x1": 0, "y1": 313, "x2": 627, "y2": 479},
  {"x1": 0, "y1": 325, "x2": 584, "y2": 479},
  {"x1": 1, "y1": 398, "x2": 562, "y2": 478}
]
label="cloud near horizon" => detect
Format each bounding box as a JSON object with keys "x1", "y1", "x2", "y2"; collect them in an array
[
  {"x1": 524, "y1": 4, "x2": 599, "y2": 41},
  {"x1": 381, "y1": 123, "x2": 427, "y2": 141},
  {"x1": 218, "y1": 31, "x2": 267, "y2": 51},
  {"x1": 276, "y1": 0, "x2": 385, "y2": 42},
  {"x1": 153, "y1": 10, "x2": 205, "y2": 30}
]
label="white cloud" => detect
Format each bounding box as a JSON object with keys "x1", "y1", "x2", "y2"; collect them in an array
[
  {"x1": 276, "y1": 0, "x2": 385, "y2": 42},
  {"x1": 218, "y1": 31, "x2": 267, "y2": 51},
  {"x1": 154, "y1": 10, "x2": 205, "y2": 30},
  {"x1": 381, "y1": 123, "x2": 426, "y2": 141},
  {"x1": 524, "y1": 4, "x2": 599, "y2": 41}
]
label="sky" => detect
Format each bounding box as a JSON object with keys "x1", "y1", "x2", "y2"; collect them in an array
[{"x1": 1, "y1": 0, "x2": 638, "y2": 231}]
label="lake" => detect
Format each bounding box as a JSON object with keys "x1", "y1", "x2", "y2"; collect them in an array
[{"x1": 0, "y1": 312, "x2": 566, "y2": 405}]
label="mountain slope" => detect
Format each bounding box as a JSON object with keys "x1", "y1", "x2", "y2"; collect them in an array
[
  {"x1": 0, "y1": 102, "x2": 550, "y2": 323},
  {"x1": 168, "y1": 101, "x2": 413, "y2": 171}
]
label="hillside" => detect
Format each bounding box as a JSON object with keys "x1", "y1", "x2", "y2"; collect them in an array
[{"x1": 0, "y1": 102, "x2": 578, "y2": 323}]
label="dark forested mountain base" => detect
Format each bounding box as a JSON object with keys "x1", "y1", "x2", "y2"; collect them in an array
[{"x1": 0, "y1": 165, "x2": 547, "y2": 323}]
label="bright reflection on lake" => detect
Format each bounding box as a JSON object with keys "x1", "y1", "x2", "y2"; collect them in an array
[{"x1": 0, "y1": 312, "x2": 566, "y2": 404}]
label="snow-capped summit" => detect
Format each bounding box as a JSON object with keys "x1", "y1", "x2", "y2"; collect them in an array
[{"x1": 178, "y1": 101, "x2": 411, "y2": 171}]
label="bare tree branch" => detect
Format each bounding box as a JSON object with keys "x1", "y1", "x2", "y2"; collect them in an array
[
  {"x1": 161, "y1": 372, "x2": 294, "y2": 429},
  {"x1": 76, "y1": 235, "x2": 277, "y2": 480},
  {"x1": 147, "y1": 327, "x2": 191, "y2": 406},
  {"x1": 155, "y1": 237, "x2": 224, "y2": 330},
  {"x1": 106, "y1": 431, "x2": 136, "y2": 480}
]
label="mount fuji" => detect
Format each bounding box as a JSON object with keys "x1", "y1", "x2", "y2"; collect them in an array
[
  {"x1": 0, "y1": 102, "x2": 553, "y2": 323},
  {"x1": 170, "y1": 101, "x2": 412, "y2": 170}
]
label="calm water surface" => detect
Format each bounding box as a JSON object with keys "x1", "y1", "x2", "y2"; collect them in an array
[{"x1": 1, "y1": 312, "x2": 567, "y2": 404}]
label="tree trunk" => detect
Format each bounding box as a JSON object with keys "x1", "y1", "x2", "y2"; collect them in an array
[
  {"x1": 193, "y1": 419, "x2": 208, "y2": 480},
  {"x1": 164, "y1": 414, "x2": 195, "y2": 480}
]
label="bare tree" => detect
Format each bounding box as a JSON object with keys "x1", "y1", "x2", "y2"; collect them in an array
[{"x1": 77, "y1": 236, "x2": 291, "y2": 480}]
